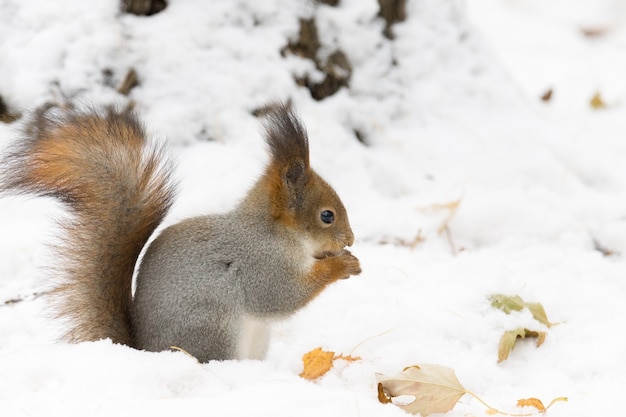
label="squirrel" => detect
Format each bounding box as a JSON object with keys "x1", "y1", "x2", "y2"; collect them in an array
[{"x1": 0, "y1": 103, "x2": 361, "y2": 363}]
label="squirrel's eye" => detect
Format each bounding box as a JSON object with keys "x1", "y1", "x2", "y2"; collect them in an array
[{"x1": 320, "y1": 210, "x2": 335, "y2": 225}]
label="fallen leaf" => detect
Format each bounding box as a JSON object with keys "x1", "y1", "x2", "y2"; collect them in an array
[
  {"x1": 517, "y1": 397, "x2": 546, "y2": 412},
  {"x1": 518, "y1": 397, "x2": 569, "y2": 413},
  {"x1": 498, "y1": 328, "x2": 547, "y2": 363},
  {"x1": 299, "y1": 348, "x2": 360, "y2": 380},
  {"x1": 580, "y1": 26, "x2": 609, "y2": 38},
  {"x1": 300, "y1": 347, "x2": 335, "y2": 380},
  {"x1": 377, "y1": 382, "x2": 392, "y2": 404},
  {"x1": 590, "y1": 92, "x2": 606, "y2": 109},
  {"x1": 489, "y1": 294, "x2": 556, "y2": 328},
  {"x1": 540, "y1": 89, "x2": 553, "y2": 102},
  {"x1": 376, "y1": 364, "x2": 467, "y2": 416},
  {"x1": 376, "y1": 363, "x2": 568, "y2": 416}
]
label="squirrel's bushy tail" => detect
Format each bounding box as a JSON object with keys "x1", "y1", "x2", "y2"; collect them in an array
[{"x1": 1, "y1": 105, "x2": 176, "y2": 345}]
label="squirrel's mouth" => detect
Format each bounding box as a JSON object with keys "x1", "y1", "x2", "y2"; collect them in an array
[
  {"x1": 313, "y1": 251, "x2": 340, "y2": 260},
  {"x1": 313, "y1": 247, "x2": 347, "y2": 260}
]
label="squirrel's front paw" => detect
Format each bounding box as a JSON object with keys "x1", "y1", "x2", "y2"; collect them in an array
[
  {"x1": 338, "y1": 250, "x2": 361, "y2": 278},
  {"x1": 311, "y1": 249, "x2": 362, "y2": 283}
]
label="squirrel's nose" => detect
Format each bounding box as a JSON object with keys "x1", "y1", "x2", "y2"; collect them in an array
[{"x1": 345, "y1": 229, "x2": 354, "y2": 247}]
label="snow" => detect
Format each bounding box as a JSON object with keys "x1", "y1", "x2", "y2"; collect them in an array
[{"x1": 0, "y1": 0, "x2": 625, "y2": 416}]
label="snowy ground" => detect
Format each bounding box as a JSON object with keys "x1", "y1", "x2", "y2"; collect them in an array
[{"x1": 1, "y1": 0, "x2": 625, "y2": 416}]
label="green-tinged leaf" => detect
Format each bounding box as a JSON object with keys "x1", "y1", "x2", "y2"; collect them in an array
[
  {"x1": 490, "y1": 294, "x2": 526, "y2": 314},
  {"x1": 489, "y1": 294, "x2": 556, "y2": 328},
  {"x1": 376, "y1": 364, "x2": 467, "y2": 416},
  {"x1": 498, "y1": 328, "x2": 547, "y2": 363},
  {"x1": 525, "y1": 302, "x2": 552, "y2": 328}
]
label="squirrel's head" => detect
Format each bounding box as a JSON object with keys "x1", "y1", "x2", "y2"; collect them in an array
[{"x1": 262, "y1": 103, "x2": 354, "y2": 258}]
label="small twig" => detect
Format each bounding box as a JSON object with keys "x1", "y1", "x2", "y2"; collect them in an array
[
  {"x1": 348, "y1": 326, "x2": 398, "y2": 356},
  {"x1": 593, "y1": 238, "x2": 616, "y2": 257},
  {"x1": 170, "y1": 345, "x2": 200, "y2": 362},
  {"x1": 378, "y1": 230, "x2": 424, "y2": 250},
  {"x1": 1, "y1": 290, "x2": 50, "y2": 307},
  {"x1": 465, "y1": 390, "x2": 567, "y2": 416},
  {"x1": 117, "y1": 68, "x2": 139, "y2": 96},
  {"x1": 443, "y1": 225, "x2": 458, "y2": 256}
]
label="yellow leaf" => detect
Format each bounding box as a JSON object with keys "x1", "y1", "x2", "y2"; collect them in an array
[
  {"x1": 489, "y1": 294, "x2": 556, "y2": 328},
  {"x1": 517, "y1": 397, "x2": 546, "y2": 412},
  {"x1": 590, "y1": 92, "x2": 606, "y2": 109},
  {"x1": 375, "y1": 364, "x2": 467, "y2": 416},
  {"x1": 299, "y1": 348, "x2": 361, "y2": 380},
  {"x1": 300, "y1": 348, "x2": 335, "y2": 380},
  {"x1": 498, "y1": 328, "x2": 547, "y2": 363},
  {"x1": 517, "y1": 397, "x2": 569, "y2": 414}
]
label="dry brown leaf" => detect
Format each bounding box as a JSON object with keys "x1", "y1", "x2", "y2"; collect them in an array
[
  {"x1": 299, "y1": 348, "x2": 361, "y2": 380},
  {"x1": 376, "y1": 363, "x2": 567, "y2": 416},
  {"x1": 498, "y1": 328, "x2": 547, "y2": 363},
  {"x1": 376, "y1": 364, "x2": 467, "y2": 416},
  {"x1": 377, "y1": 382, "x2": 393, "y2": 404},
  {"x1": 581, "y1": 26, "x2": 609, "y2": 38},
  {"x1": 540, "y1": 88, "x2": 553, "y2": 102}
]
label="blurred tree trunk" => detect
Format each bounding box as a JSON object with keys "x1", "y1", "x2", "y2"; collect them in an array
[
  {"x1": 121, "y1": 0, "x2": 167, "y2": 16},
  {"x1": 378, "y1": 0, "x2": 407, "y2": 39}
]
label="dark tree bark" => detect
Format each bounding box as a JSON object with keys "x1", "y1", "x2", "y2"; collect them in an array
[
  {"x1": 121, "y1": 0, "x2": 167, "y2": 16},
  {"x1": 378, "y1": 0, "x2": 407, "y2": 39},
  {"x1": 0, "y1": 95, "x2": 20, "y2": 123}
]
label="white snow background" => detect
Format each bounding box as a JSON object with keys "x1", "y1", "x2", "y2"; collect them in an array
[{"x1": 0, "y1": 0, "x2": 625, "y2": 416}]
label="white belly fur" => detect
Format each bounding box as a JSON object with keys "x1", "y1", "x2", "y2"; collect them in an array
[{"x1": 237, "y1": 315, "x2": 271, "y2": 360}]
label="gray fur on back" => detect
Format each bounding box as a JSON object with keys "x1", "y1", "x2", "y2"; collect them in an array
[{"x1": 131, "y1": 205, "x2": 315, "y2": 362}]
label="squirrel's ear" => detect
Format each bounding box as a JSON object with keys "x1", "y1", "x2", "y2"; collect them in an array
[
  {"x1": 283, "y1": 158, "x2": 307, "y2": 209},
  {"x1": 263, "y1": 102, "x2": 310, "y2": 167},
  {"x1": 262, "y1": 102, "x2": 310, "y2": 209}
]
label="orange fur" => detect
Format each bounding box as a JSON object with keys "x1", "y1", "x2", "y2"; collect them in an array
[
  {"x1": 301, "y1": 250, "x2": 361, "y2": 302},
  {"x1": 1, "y1": 106, "x2": 175, "y2": 345}
]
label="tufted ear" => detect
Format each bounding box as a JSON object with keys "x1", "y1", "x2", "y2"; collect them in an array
[
  {"x1": 263, "y1": 103, "x2": 310, "y2": 168},
  {"x1": 283, "y1": 157, "x2": 307, "y2": 209},
  {"x1": 263, "y1": 102, "x2": 310, "y2": 210}
]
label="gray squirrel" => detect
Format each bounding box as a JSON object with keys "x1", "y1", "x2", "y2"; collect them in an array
[{"x1": 1, "y1": 103, "x2": 361, "y2": 362}]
